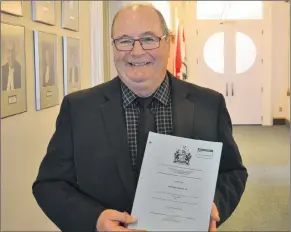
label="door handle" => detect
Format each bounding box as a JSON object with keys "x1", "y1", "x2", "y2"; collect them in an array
[
  {"x1": 226, "y1": 83, "x2": 228, "y2": 96},
  {"x1": 231, "y1": 83, "x2": 234, "y2": 96}
]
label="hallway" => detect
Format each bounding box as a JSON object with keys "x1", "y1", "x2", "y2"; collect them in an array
[{"x1": 219, "y1": 125, "x2": 290, "y2": 231}]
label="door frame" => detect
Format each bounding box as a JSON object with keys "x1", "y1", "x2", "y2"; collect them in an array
[
  {"x1": 90, "y1": 1, "x2": 105, "y2": 86},
  {"x1": 184, "y1": 1, "x2": 273, "y2": 126}
]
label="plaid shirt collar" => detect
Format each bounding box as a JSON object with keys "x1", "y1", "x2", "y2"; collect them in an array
[{"x1": 120, "y1": 74, "x2": 171, "y2": 108}]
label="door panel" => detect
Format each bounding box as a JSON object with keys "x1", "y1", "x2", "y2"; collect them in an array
[
  {"x1": 193, "y1": 22, "x2": 229, "y2": 100},
  {"x1": 192, "y1": 20, "x2": 263, "y2": 125},
  {"x1": 226, "y1": 21, "x2": 263, "y2": 125}
]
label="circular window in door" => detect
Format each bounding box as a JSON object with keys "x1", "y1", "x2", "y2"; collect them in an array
[
  {"x1": 236, "y1": 32, "x2": 257, "y2": 74},
  {"x1": 203, "y1": 31, "x2": 257, "y2": 74},
  {"x1": 203, "y1": 32, "x2": 224, "y2": 74}
]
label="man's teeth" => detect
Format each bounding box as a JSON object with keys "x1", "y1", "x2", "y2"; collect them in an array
[{"x1": 130, "y1": 62, "x2": 150, "y2": 66}]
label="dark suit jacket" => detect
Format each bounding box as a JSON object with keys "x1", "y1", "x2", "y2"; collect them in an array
[
  {"x1": 32, "y1": 71, "x2": 248, "y2": 232},
  {"x1": 42, "y1": 65, "x2": 55, "y2": 87},
  {"x1": 1, "y1": 62, "x2": 21, "y2": 91}
]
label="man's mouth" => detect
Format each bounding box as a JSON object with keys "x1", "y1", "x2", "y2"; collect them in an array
[{"x1": 128, "y1": 62, "x2": 151, "y2": 66}]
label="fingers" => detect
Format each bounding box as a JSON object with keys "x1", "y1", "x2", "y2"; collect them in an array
[
  {"x1": 211, "y1": 203, "x2": 220, "y2": 222},
  {"x1": 106, "y1": 210, "x2": 137, "y2": 224},
  {"x1": 209, "y1": 219, "x2": 217, "y2": 232}
]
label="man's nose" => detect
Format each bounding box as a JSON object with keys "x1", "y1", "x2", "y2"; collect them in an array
[{"x1": 131, "y1": 41, "x2": 145, "y2": 56}]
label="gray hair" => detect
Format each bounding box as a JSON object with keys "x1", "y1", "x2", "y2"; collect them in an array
[{"x1": 111, "y1": 2, "x2": 170, "y2": 39}]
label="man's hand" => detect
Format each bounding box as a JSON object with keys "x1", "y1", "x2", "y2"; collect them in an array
[
  {"x1": 209, "y1": 202, "x2": 220, "y2": 232},
  {"x1": 96, "y1": 209, "x2": 145, "y2": 232}
]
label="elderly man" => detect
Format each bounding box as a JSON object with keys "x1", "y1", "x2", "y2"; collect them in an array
[
  {"x1": 2, "y1": 41, "x2": 21, "y2": 91},
  {"x1": 32, "y1": 3, "x2": 248, "y2": 232}
]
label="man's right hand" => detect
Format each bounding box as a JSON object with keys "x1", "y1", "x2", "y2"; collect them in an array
[{"x1": 96, "y1": 209, "x2": 142, "y2": 232}]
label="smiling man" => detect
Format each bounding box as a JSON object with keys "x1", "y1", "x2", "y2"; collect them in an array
[{"x1": 32, "y1": 3, "x2": 248, "y2": 232}]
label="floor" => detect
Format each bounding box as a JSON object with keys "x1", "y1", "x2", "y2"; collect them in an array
[{"x1": 218, "y1": 125, "x2": 290, "y2": 231}]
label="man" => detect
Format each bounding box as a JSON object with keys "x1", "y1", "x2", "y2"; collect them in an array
[
  {"x1": 1, "y1": 41, "x2": 21, "y2": 91},
  {"x1": 69, "y1": 50, "x2": 79, "y2": 84},
  {"x1": 32, "y1": 3, "x2": 248, "y2": 232},
  {"x1": 42, "y1": 47, "x2": 55, "y2": 87}
]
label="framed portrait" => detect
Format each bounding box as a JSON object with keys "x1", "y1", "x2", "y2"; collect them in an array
[
  {"x1": 32, "y1": 0, "x2": 55, "y2": 25},
  {"x1": 1, "y1": 1, "x2": 23, "y2": 16},
  {"x1": 33, "y1": 31, "x2": 59, "y2": 111},
  {"x1": 61, "y1": 1, "x2": 79, "y2": 31},
  {"x1": 1, "y1": 23, "x2": 27, "y2": 118},
  {"x1": 63, "y1": 36, "x2": 81, "y2": 95}
]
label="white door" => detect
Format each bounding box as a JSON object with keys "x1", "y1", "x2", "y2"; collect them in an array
[
  {"x1": 225, "y1": 20, "x2": 263, "y2": 125},
  {"x1": 191, "y1": 20, "x2": 263, "y2": 125},
  {"x1": 193, "y1": 22, "x2": 229, "y2": 103}
]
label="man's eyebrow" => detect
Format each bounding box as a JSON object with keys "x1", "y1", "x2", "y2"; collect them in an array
[
  {"x1": 114, "y1": 31, "x2": 157, "y2": 39},
  {"x1": 112, "y1": 34, "x2": 130, "y2": 40},
  {"x1": 139, "y1": 31, "x2": 156, "y2": 36}
]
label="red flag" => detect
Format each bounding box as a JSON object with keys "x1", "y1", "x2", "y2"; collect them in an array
[{"x1": 175, "y1": 24, "x2": 187, "y2": 80}]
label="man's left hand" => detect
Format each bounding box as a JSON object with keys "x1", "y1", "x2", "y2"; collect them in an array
[{"x1": 209, "y1": 202, "x2": 220, "y2": 232}]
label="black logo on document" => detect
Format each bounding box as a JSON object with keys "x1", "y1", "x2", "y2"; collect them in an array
[{"x1": 173, "y1": 145, "x2": 192, "y2": 165}]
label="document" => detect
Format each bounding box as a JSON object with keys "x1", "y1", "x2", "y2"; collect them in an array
[{"x1": 128, "y1": 132, "x2": 223, "y2": 231}]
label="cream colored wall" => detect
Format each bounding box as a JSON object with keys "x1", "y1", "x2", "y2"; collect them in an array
[
  {"x1": 271, "y1": 1, "x2": 290, "y2": 119},
  {"x1": 1, "y1": 1, "x2": 91, "y2": 231}
]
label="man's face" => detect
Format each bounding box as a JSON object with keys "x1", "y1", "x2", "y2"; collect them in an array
[
  {"x1": 112, "y1": 6, "x2": 170, "y2": 93},
  {"x1": 7, "y1": 42, "x2": 16, "y2": 67}
]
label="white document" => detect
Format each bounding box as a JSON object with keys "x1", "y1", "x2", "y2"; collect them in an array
[{"x1": 128, "y1": 132, "x2": 223, "y2": 231}]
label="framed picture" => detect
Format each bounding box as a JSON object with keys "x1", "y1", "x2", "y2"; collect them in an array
[
  {"x1": 1, "y1": 23, "x2": 27, "y2": 118},
  {"x1": 63, "y1": 36, "x2": 81, "y2": 95},
  {"x1": 61, "y1": 1, "x2": 79, "y2": 31},
  {"x1": 1, "y1": 1, "x2": 23, "y2": 16},
  {"x1": 32, "y1": 0, "x2": 55, "y2": 25},
  {"x1": 33, "y1": 31, "x2": 59, "y2": 111}
]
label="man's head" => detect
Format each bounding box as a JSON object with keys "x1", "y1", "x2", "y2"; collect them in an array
[
  {"x1": 111, "y1": 3, "x2": 171, "y2": 97},
  {"x1": 6, "y1": 41, "x2": 17, "y2": 68}
]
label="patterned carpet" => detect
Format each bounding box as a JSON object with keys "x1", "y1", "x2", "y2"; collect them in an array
[{"x1": 218, "y1": 125, "x2": 290, "y2": 231}]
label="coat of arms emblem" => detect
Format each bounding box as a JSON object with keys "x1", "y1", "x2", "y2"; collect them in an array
[{"x1": 173, "y1": 145, "x2": 192, "y2": 165}]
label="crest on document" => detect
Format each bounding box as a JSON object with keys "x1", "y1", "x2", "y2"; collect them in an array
[{"x1": 173, "y1": 145, "x2": 192, "y2": 165}]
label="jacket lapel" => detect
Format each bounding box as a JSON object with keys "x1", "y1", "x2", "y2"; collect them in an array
[
  {"x1": 100, "y1": 77, "x2": 136, "y2": 202},
  {"x1": 169, "y1": 74, "x2": 195, "y2": 139}
]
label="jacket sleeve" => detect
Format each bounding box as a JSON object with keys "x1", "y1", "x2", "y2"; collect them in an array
[
  {"x1": 32, "y1": 96, "x2": 106, "y2": 232},
  {"x1": 213, "y1": 94, "x2": 248, "y2": 227}
]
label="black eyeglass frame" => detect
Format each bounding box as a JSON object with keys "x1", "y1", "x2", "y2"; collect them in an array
[{"x1": 112, "y1": 34, "x2": 167, "y2": 51}]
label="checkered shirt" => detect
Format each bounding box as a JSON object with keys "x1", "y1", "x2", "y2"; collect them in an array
[{"x1": 120, "y1": 75, "x2": 173, "y2": 171}]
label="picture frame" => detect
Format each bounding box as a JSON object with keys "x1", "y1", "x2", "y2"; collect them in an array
[
  {"x1": 32, "y1": 0, "x2": 56, "y2": 25},
  {"x1": 1, "y1": 1, "x2": 23, "y2": 16},
  {"x1": 33, "y1": 30, "x2": 59, "y2": 111},
  {"x1": 61, "y1": 1, "x2": 79, "y2": 31},
  {"x1": 1, "y1": 23, "x2": 27, "y2": 118},
  {"x1": 63, "y1": 36, "x2": 81, "y2": 95}
]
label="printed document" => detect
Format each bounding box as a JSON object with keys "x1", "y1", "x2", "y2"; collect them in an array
[{"x1": 128, "y1": 132, "x2": 222, "y2": 231}]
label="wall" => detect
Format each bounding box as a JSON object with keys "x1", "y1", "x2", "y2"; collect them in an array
[
  {"x1": 1, "y1": 1, "x2": 91, "y2": 231},
  {"x1": 271, "y1": 1, "x2": 290, "y2": 119}
]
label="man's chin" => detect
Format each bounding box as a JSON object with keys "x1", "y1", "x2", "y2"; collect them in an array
[{"x1": 125, "y1": 71, "x2": 152, "y2": 83}]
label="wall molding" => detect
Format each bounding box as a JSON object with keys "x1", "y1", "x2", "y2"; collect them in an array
[
  {"x1": 273, "y1": 118, "x2": 290, "y2": 127},
  {"x1": 285, "y1": 119, "x2": 290, "y2": 128},
  {"x1": 90, "y1": 1, "x2": 104, "y2": 86}
]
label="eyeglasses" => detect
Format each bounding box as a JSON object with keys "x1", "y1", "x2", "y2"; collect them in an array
[{"x1": 112, "y1": 34, "x2": 167, "y2": 51}]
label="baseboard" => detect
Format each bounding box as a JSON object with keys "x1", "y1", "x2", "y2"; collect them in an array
[
  {"x1": 285, "y1": 119, "x2": 290, "y2": 128},
  {"x1": 273, "y1": 118, "x2": 289, "y2": 126}
]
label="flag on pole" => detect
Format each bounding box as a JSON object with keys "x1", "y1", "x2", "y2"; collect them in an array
[{"x1": 175, "y1": 23, "x2": 187, "y2": 80}]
